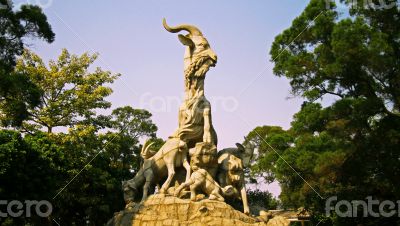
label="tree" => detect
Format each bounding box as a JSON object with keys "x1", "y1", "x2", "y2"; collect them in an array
[
  {"x1": 0, "y1": 106, "x2": 160, "y2": 225},
  {"x1": 270, "y1": 0, "x2": 399, "y2": 116},
  {"x1": 259, "y1": 0, "x2": 400, "y2": 225},
  {"x1": 13, "y1": 49, "x2": 120, "y2": 133},
  {"x1": 0, "y1": 0, "x2": 55, "y2": 126},
  {"x1": 244, "y1": 126, "x2": 293, "y2": 184},
  {"x1": 0, "y1": 130, "x2": 65, "y2": 226},
  {"x1": 247, "y1": 189, "x2": 280, "y2": 213},
  {"x1": 105, "y1": 106, "x2": 159, "y2": 172},
  {"x1": 49, "y1": 106, "x2": 159, "y2": 225},
  {"x1": 111, "y1": 106, "x2": 157, "y2": 139}
]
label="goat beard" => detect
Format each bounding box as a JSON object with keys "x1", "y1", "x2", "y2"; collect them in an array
[
  {"x1": 185, "y1": 56, "x2": 213, "y2": 80},
  {"x1": 194, "y1": 60, "x2": 212, "y2": 77}
]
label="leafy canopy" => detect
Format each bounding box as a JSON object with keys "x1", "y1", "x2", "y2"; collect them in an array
[
  {"x1": 270, "y1": 0, "x2": 399, "y2": 117},
  {"x1": 12, "y1": 49, "x2": 120, "y2": 132},
  {"x1": 248, "y1": 0, "x2": 400, "y2": 225},
  {"x1": 0, "y1": 0, "x2": 54, "y2": 125}
]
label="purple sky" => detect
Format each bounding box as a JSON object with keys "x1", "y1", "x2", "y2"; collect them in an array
[{"x1": 20, "y1": 0, "x2": 320, "y2": 197}]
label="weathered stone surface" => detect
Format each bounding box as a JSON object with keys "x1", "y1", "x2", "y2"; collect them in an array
[{"x1": 107, "y1": 194, "x2": 290, "y2": 226}]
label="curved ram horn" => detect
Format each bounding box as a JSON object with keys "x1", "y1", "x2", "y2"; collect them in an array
[
  {"x1": 141, "y1": 140, "x2": 155, "y2": 155},
  {"x1": 235, "y1": 143, "x2": 245, "y2": 152},
  {"x1": 145, "y1": 142, "x2": 155, "y2": 153},
  {"x1": 163, "y1": 18, "x2": 203, "y2": 36}
]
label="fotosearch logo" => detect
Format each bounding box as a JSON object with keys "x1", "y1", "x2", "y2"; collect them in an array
[
  {"x1": 325, "y1": 196, "x2": 400, "y2": 217},
  {"x1": 0, "y1": 200, "x2": 52, "y2": 218}
]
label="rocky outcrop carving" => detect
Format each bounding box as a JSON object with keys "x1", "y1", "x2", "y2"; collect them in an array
[{"x1": 107, "y1": 195, "x2": 290, "y2": 226}]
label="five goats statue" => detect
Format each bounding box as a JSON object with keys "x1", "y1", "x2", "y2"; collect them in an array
[{"x1": 122, "y1": 19, "x2": 254, "y2": 215}]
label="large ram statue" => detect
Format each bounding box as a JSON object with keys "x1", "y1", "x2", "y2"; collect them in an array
[
  {"x1": 123, "y1": 19, "x2": 220, "y2": 204},
  {"x1": 163, "y1": 18, "x2": 218, "y2": 149}
]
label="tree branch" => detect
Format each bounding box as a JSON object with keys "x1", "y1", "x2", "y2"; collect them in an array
[{"x1": 319, "y1": 85, "x2": 344, "y2": 98}]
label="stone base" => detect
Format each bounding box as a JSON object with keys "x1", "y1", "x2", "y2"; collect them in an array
[{"x1": 107, "y1": 194, "x2": 290, "y2": 226}]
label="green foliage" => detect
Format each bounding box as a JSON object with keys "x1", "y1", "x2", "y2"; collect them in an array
[
  {"x1": 111, "y1": 106, "x2": 157, "y2": 139},
  {"x1": 252, "y1": 1, "x2": 400, "y2": 225},
  {"x1": 0, "y1": 43, "x2": 159, "y2": 225},
  {"x1": 247, "y1": 189, "x2": 280, "y2": 212},
  {"x1": 0, "y1": 130, "x2": 65, "y2": 225},
  {"x1": 48, "y1": 107, "x2": 158, "y2": 224},
  {"x1": 0, "y1": 113, "x2": 160, "y2": 225},
  {"x1": 270, "y1": 0, "x2": 399, "y2": 116},
  {"x1": 226, "y1": 189, "x2": 279, "y2": 215},
  {"x1": 12, "y1": 49, "x2": 120, "y2": 133},
  {"x1": 0, "y1": 0, "x2": 54, "y2": 69},
  {"x1": 245, "y1": 126, "x2": 293, "y2": 183},
  {"x1": 52, "y1": 127, "x2": 128, "y2": 225},
  {"x1": 0, "y1": 0, "x2": 54, "y2": 126}
]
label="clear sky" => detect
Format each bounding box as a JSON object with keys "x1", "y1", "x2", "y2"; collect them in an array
[{"x1": 16, "y1": 0, "x2": 314, "y2": 196}]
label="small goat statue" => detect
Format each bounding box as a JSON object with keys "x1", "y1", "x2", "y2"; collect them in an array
[{"x1": 217, "y1": 143, "x2": 255, "y2": 215}]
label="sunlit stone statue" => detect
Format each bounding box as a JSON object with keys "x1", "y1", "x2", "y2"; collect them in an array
[
  {"x1": 109, "y1": 18, "x2": 299, "y2": 226},
  {"x1": 123, "y1": 19, "x2": 221, "y2": 204},
  {"x1": 163, "y1": 18, "x2": 218, "y2": 148}
]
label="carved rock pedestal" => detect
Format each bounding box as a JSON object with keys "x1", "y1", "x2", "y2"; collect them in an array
[{"x1": 107, "y1": 194, "x2": 290, "y2": 226}]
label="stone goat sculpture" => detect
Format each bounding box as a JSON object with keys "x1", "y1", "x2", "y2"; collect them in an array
[
  {"x1": 162, "y1": 18, "x2": 217, "y2": 99},
  {"x1": 122, "y1": 138, "x2": 190, "y2": 204},
  {"x1": 163, "y1": 18, "x2": 218, "y2": 149},
  {"x1": 174, "y1": 166, "x2": 234, "y2": 202},
  {"x1": 123, "y1": 19, "x2": 221, "y2": 204},
  {"x1": 217, "y1": 143, "x2": 255, "y2": 214}
]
